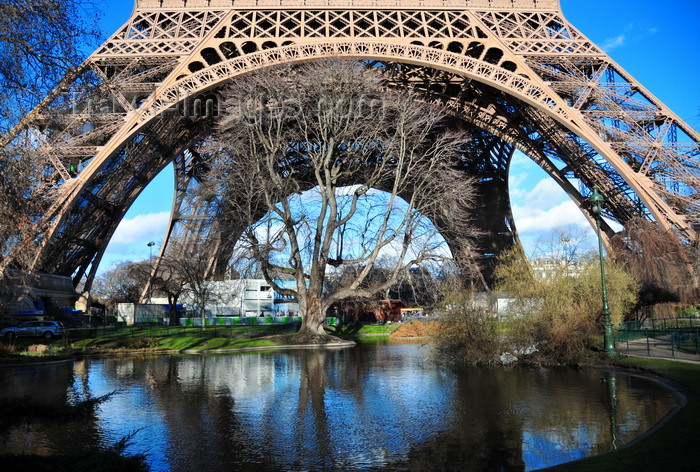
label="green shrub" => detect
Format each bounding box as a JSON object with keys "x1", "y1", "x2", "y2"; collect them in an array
[
  {"x1": 496, "y1": 249, "x2": 638, "y2": 363},
  {"x1": 434, "y1": 291, "x2": 501, "y2": 366}
]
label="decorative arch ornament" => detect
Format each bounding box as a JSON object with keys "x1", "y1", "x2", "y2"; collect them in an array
[{"x1": 3, "y1": 0, "x2": 698, "y2": 293}]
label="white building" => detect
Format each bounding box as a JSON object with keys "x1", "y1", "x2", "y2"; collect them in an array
[
  {"x1": 530, "y1": 258, "x2": 584, "y2": 280},
  {"x1": 180, "y1": 279, "x2": 299, "y2": 318},
  {"x1": 117, "y1": 303, "x2": 166, "y2": 325}
]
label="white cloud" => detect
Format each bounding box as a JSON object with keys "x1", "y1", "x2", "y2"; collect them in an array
[
  {"x1": 97, "y1": 212, "x2": 171, "y2": 273},
  {"x1": 601, "y1": 21, "x2": 658, "y2": 53},
  {"x1": 512, "y1": 200, "x2": 588, "y2": 233},
  {"x1": 520, "y1": 177, "x2": 569, "y2": 210},
  {"x1": 110, "y1": 212, "x2": 170, "y2": 244},
  {"x1": 601, "y1": 34, "x2": 626, "y2": 51},
  {"x1": 508, "y1": 171, "x2": 530, "y2": 200}
]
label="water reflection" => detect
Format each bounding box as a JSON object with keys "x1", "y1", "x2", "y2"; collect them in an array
[{"x1": 0, "y1": 343, "x2": 678, "y2": 471}]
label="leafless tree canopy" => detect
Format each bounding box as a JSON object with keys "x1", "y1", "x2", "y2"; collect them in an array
[
  {"x1": 92, "y1": 260, "x2": 150, "y2": 308},
  {"x1": 0, "y1": 0, "x2": 100, "y2": 308},
  {"x1": 610, "y1": 217, "x2": 699, "y2": 314},
  {"x1": 529, "y1": 224, "x2": 595, "y2": 262},
  {"x1": 168, "y1": 251, "x2": 217, "y2": 329},
  {"x1": 202, "y1": 61, "x2": 477, "y2": 340},
  {"x1": 0, "y1": 0, "x2": 100, "y2": 132},
  {"x1": 94, "y1": 250, "x2": 215, "y2": 327},
  {"x1": 0, "y1": 140, "x2": 53, "y2": 307}
]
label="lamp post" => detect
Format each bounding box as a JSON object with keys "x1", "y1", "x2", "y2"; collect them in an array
[
  {"x1": 589, "y1": 187, "x2": 615, "y2": 357},
  {"x1": 560, "y1": 237, "x2": 571, "y2": 276},
  {"x1": 147, "y1": 241, "x2": 155, "y2": 303}
]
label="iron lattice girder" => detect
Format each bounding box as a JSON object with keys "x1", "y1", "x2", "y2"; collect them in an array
[
  {"x1": 3, "y1": 0, "x2": 698, "y2": 290},
  {"x1": 163, "y1": 121, "x2": 521, "y2": 282},
  {"x1": 526, "y1": 56, "x2": 700, "y2": 212},
  {"x1": 39, "y1": 116, "x2": 209, "y2": 282},
  {"x1": 387, "y1": 62, "x2": 641, "y2": 226}
]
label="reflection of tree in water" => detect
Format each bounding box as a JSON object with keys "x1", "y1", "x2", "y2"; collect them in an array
[
  {"x1": 128, "y1": 356, "x2": 280, "y2": 472},
  {"x1": 92, "y1": 350, "x2": 453, "y2": 470},
  {"x1": 294, "y1": 343, "x2": 461, "y2": 469},
  {"x1": 294, "y1": 349, "x2": 333, "y2": 466},
  {"x1": 129, "y1": 352, "x2": 377, "y2": 471},
  {"x1": 0, "y1": 362, "x2": 103, "y2": 457},
  {"x1": 397, "y1": 366, "x2": 527, "y2": 471}
]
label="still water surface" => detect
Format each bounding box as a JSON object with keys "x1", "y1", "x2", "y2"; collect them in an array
[{"x1": 0, "y1": 341, "x2": 679, "y2": 471}]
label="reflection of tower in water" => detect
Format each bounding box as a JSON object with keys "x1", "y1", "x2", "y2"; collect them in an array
[{"x1": 0, "y1": 345, "x2": 679, "y2": 470}]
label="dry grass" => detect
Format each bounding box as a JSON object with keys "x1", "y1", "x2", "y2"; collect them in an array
[
  {"x1": 389, "y1": 321, "x2": 443, "y2": 338},
  {"x1": 26, "y1": 344, "x2": 49, "y2": 354}
]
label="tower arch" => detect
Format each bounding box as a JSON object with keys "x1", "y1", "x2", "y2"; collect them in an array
[{"x1": 2, "y1": 0, "x2": 697, "y2": 296}]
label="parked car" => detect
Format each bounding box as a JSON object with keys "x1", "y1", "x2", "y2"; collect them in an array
[{"x1": 1, "y1": 321, "x2": 65, "y2": 339}]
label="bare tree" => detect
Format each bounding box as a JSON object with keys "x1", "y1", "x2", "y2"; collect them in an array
[
  {"x1": 0, "y1": 137, "x2": 59, "y2": 312},
  {"x1": 92, "y1": 260, "x2": 150, "y2": 309},
  {"x1": 173, "y1": 252, "x2": 216, "y2": 330},
  {"x1": 93, "y1": 251, "x2": 215, "y2": 328},
  {"x1": 529, "y1": 224, "x2": 596, "y2": 277},
  {"x1": 610, "y1": 217, "x2": 699, "y2": 318},
  {"x1": 0, "y1": 0, "x2": 100, "y2": 133},
  {"x1": 1, "y1": 0, "x2": 100, "y2": 310},
  {"x1": 203, "y1": 61, "x2": 477, "y2": 341},
  {"x1": 147, "y1": 256, "x2": 190, "y2": 327},
  {"x1": 390, "y1": 264, "x2": 444, "y2": 308},
  {"x1": 126, "y1": 253, "x2": 191, "y2": 326}
]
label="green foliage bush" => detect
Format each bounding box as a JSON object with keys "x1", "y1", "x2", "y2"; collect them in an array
[
  {"x1": 434, "y1": 291, "x2": 502, "y2": 365},
  {"x1": 496, "y1": 249, "x2": 638, "y2": 363},
  {"x1": 433, "y1": 249, "x2": 639, "y2": 365}
]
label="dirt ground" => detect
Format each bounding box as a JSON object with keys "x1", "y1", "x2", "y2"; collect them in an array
[{"x1": 389, "y1": 321, "x2": 443, "y2": 338}]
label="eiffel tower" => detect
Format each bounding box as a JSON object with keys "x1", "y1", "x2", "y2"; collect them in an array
[{"x1": 4, "y1": 0, "x2": 699, "y2": 303}]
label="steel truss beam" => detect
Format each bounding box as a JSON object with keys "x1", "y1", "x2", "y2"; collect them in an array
[{"x1": 2, "y1": 0, "x2": 697, "y2": 294}]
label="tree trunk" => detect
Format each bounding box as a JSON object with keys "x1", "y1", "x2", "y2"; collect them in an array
[
  {"x1": 296, "y1": 297, "x2": 331, "y2": 343},
  {"x1": 167, "y1": 295, "x2": 180, "y2": 326},
  {"x1": 168, "y1": 304, "x2": 180, "y2": 326}
]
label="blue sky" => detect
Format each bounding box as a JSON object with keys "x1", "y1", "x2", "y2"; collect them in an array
[{"x1": 95, "y1": 0, "x2": 700, "y2": 271}]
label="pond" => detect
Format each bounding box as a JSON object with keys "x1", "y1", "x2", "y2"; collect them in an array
[{"x1": 0, "y1": 341, "x2": 680, "y2": 471}]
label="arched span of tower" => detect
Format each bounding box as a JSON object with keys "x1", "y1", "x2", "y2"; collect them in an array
[{"x1": 4, "y1": 0, "x2": 699, "y2": 293}]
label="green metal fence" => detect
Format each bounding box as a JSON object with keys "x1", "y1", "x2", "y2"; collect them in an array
[
  {"x1": 619, "y1": 317, "x2": 700, "y2": 331},
  {"x1": 616, "y1": 324, "x2": 700, "y2": 362}
]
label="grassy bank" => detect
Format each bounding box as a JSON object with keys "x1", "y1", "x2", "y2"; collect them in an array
[
  {"x1": 0, "y1": 322, "x2": 388, "y2": 363},
  {"x1": 0, "y1": 326, "x2": 287, "y2": 363},
  {"x1": 546, "y1": 357, "x2": 700, "y2": 471},
  {"x1": 325, "y1": 323, "x2": 402, "y2": 337}
]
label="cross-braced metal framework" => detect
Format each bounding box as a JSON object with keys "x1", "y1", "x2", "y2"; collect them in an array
[{"x1": 3, "y1": 0, "x2": 698, "y2": 296}]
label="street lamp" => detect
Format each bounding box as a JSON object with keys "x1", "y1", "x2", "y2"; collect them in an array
[
  {"x1": 589, "y1": 187, "x2": 615, "y2": 357},
  {"x1": 147, "y1": 241, "x2": 155, "y2": 303},
  {"x1": 560, "y1": 237, "x2": 571, "y2": 276}
]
